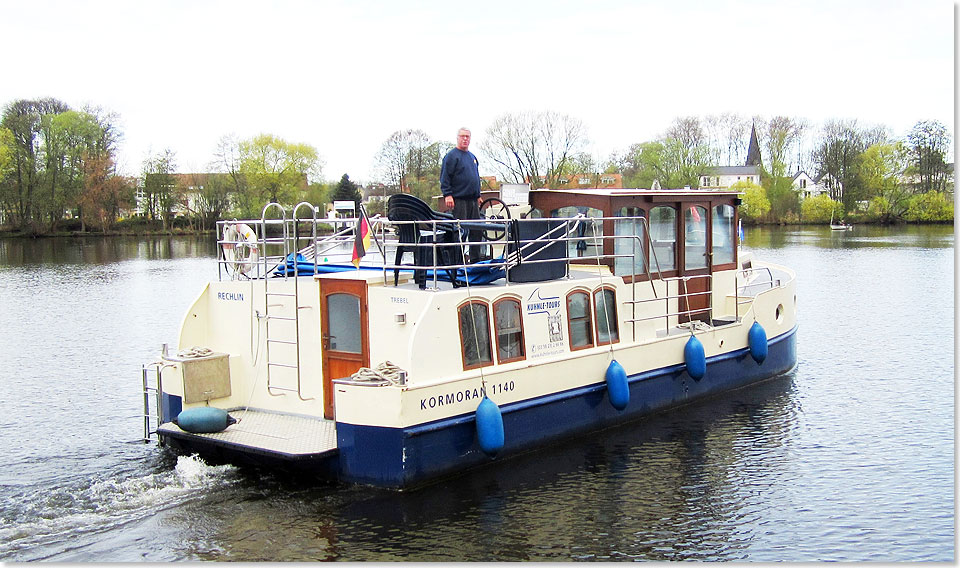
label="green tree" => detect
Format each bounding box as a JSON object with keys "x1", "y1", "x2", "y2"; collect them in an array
[
  {"x1": 607, "y1": 141, "x2": 667, "y2": 188},
  {"x1": 331, "y1": 174, "x2": 361, "y2": 212},
  {"x1": 237, "y1": 134, "x2": 322, "y2": 216},
  {"x1": 859, "y1": 142, "x2": 908, "y2": 196},
  {"x1": 44, "y1": 110, "x2": 104, "y2": 229},
  {"x1": 734, "y1": 180, "x2": 769, "y2": 222},
  {"x1": 904, "y1": 191, "x2": 953, "y2": 222},
  {"x1": 660, "y1": 116, "x2": 712, "y2": 188},
  {"x1": 800, "y1": 193, "x2": 841, "y2": 223}
]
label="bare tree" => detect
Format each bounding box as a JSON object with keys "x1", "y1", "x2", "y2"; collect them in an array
[
  {"x1": 374, "y1": 129, "x2": 432, "y2": 192},
  {"x1": 480, "y1": 111, "x2": 587, "y2": 188}
]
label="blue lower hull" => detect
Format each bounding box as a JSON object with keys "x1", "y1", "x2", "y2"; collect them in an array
[{"x1": 337, "y1": 325, "x2": 798, "y2": 489}]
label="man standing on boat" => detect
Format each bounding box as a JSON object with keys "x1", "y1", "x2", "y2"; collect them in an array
[{"x1": 441, "y1": 127, "x2": 483, "y2": 262}]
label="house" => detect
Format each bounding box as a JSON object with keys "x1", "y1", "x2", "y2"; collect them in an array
[
  {"x1": 792, "y1": 171, "x2": 843, "y2": 201},
  {"x1": 699, "y1": 123, "x2": 762, "y2": 189},
  {"x1": 699, "y1": 166, "x2": 761, "y2": 189}
]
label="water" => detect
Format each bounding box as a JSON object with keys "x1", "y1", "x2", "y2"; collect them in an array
[{"x1": 0, "y1": 227, "x2": 953, "y2": 561}]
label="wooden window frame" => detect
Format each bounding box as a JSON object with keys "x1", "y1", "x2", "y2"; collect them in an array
[
  {"x1": 457, "y1": 299, "x2": 494, "y2": 370},
  {"x1": 648, "y1": 204, "x2": 678, "y2": 278},
  {"x1": 566, "y1": 289, "x2": 594, "y2": 352},
  {"x1": 593, "y1": 286, "x2": 620, "y2": 346},
  {"x1": 493, "y1": 296, "x2": 526, "y2": 364},
  {"x1": 711, "y1": 203, "x2": 738, "y2": 270}
]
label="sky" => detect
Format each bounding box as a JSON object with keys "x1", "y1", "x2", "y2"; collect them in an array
[{"x1": 3, "y1": 0, "x2": 954, "y2": 184}]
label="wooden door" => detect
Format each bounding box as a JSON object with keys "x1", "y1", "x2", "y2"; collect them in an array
[
  {"x1": 679, "y1": 202, "x2": 712, "y2": 323},
  {"x1": 319, "y1": 278, "x2": 369, "y2": 419}
]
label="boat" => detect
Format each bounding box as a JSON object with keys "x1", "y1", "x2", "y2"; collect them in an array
[
  {"x1": 141, "y1": 187, "x2": 798, "y2": 489},
  {"x1": 830, "y1": 212, "x2": 853, "y2": 230}
]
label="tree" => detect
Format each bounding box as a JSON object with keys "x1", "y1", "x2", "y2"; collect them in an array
[
  {"x1": 79, "y1": 153, "x2": 132, "y2": 232},
  {"x1": 800, "y1": 193, "x2": 841, "y2": 223},
  {"x1": 703, "y1": 113, "x2": 750, "y2": 166},
  {"x1": 237, "y1": 134, "x2": 322, "y2": 216},
  {"x1": 606, "y1": 142, "x2": 668, "y2": 188},
  {"x1": 179, "y1": 172, "x2": 231, "y2": 231},
  {"x1": 906, "y1": 120, "x2": 951, "y2": 193},
  {"x1": 331, "y1": 174, "x2": 361, "y2": 211},
  {"x1": 374, "y1": 129, "x2": 434, "y2": 193},
  {"x1": 655, "y1": 117, "x2": 712, "y2": 188},
  {"x1": 142, "y1": 149, "x2": 178, "y2": 229},
  {"x1": 759, "y1": 116, "x2": 805, "y2": 178},
  {"x1": 735, "y1": 180, "x2": 770, "y2": 222},
  {"x1": 480, "y1": 111, "x2": 587, "y2": 188},
  {"x1": 904, "y1": 191, "x2": 953, "y2": 222},
  {"x1": 44, "y1": 109, "x2": 104, "y2": 229},
  {"x1": 811, "y1": 119, "x2": 886, "y2": 210}
]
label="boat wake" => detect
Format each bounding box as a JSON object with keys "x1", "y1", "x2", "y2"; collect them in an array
[{"x1": 0, "y1": 455, "x2": 239, "y2": 561}]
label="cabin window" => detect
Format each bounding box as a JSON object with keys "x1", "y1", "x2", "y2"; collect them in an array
[
  {"x1": 648, "y1": 206, "x2": 676, "y2": 271},
  {"x1": 327, "y1": 293, "x2": 362, "y2": 353},
  {"x1": 567, "y1": 290, "x2": 594, "y2": 350},
  {"x1": 614, "y1": 206, "x2": 646, "y2": 276},
  {"x1": 684, "y1": 206, "x2": 708, "y2": 270},
  {"x1": 458, "y1": 300, "x2": 493, "y2": 369},
  {"x1": 494, "y1": 298, "x2": 525, "y2": 363},
  {"x1": 712, "y1": 204, "x2": 736, "y2": 266},
  {"x1": 552, "y1": 206, "x2": 603, "y2": 259},
  {"x1": 593, "y1": 287, "x2": 619, "y2": 345}
]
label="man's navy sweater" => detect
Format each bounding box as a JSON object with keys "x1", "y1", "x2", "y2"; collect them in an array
[{"x1": 440, "y1": 148, "x2": 481, "y2": 199}]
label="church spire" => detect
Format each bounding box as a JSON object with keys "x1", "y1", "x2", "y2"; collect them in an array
[{"x1": 745, "y1": 123, "x2": 762, "y2": 167}]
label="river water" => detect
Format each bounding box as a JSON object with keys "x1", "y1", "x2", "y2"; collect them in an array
[{"x1": 0, "y1": 226, "x2": 953, "y2": 561}]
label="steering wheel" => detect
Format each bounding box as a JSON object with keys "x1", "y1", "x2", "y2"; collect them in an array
[{"x1": 479, "y1": 197, "x2": 511, "y2": 242}]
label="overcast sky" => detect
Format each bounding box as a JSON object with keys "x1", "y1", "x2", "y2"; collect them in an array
[{"x1": 3, "y1": 0, "x2": 953, "y2": 183}]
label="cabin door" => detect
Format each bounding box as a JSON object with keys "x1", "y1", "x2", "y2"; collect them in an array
[
  {"x1": 319, "y1": 278, "x2": 369, "y2": 420},
  {"x1": 678, "y1": 202, "x2": 712, "y2": 324}
]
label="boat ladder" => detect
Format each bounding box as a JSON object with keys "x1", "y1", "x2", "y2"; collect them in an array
[
  {"x1": 261, "y1": 203, "x2": 315, "y2": 400},
  {"x1": 141, "y1": 357, "x2": 175, "y2": 442}
]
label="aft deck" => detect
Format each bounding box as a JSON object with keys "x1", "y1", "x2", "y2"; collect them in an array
[{"x1": 158, "y1": 409, "x2": 338, "y2": 460}]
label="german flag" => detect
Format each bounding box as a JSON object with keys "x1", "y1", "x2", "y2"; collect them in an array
[{"x1": 351, "y1": 206, "x2": 371, "y2": 268}]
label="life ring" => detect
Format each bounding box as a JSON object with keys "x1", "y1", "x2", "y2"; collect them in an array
[{"x1": 222, "y1": 223, "x2": 259, "y2": 275}]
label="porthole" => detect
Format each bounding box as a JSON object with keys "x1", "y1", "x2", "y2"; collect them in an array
[{"x1": 775, "y1": 304, "x2": 784, "y2": 323}]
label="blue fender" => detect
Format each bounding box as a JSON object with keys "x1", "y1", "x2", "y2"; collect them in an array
[
  {"x1": 748, "y1": 321, "x2": 768, "y2": 364},
  {"x1": 605, "y1": 359, "x2": 629, "y2": 410},
  {"x1": 175, "y1": 407, "x2": 235, "y2": 433},
  {"x1": 684, "y1": 335, "x2": 706, "y2": 380},
  {"x1": 475, "y1": 396, "x2": 504, "y2": 456}
]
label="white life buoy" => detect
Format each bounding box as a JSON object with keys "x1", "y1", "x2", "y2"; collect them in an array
[{"x1": 222, "y1": 223, "x2": 259, "y2": 275}]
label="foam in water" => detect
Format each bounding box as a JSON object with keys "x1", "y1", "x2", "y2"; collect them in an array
[{"x1": 0, "y1": 455, "x2": 238, "y2": 560}]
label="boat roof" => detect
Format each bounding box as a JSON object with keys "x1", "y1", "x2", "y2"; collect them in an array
[{"x1": 529, "y1": 187, "x2": 743, "y2": 198}]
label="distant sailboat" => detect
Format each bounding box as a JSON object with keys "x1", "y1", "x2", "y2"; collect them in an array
[{"x1": 830, "y1": 212, "x2": 852, "y2": 230}]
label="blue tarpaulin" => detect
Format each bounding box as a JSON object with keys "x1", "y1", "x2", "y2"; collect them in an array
[{"x1": 272, "y1": 253, "x2": 505, "y2": 285}]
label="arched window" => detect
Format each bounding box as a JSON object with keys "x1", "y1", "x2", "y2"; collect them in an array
[
  {"x1": 567, "y1": 290, "x2": 594, "y2": 350},
  {"x1": 493, "y1": 297, "x2": 525, "y2": 364},
  {"x1": 712, "y1": 204, "x2": 736, "y2": 266},
  {"x1": 593, "y1": 287, "x2": 619, "y2": 345},
  {"x1": 458, "y1": 300, "x2": 492, "y2": 370},
  {"x1": 614, "y1": 206, "x2": 646, "y2": 276},
  {"x1": 648, "y1": 206, "x2": 676, "y2": 271}
]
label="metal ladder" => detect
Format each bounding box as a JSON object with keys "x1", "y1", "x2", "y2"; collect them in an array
[
  {"x1": 141, "y1": 355, "x2": 176, "y2": 442},
  {"x1": 261, "y1": 203, "x2": 314, "y2": 400}
]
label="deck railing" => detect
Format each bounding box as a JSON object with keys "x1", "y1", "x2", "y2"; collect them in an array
[{"x1": 214, "y1": 205, "x2": 779, "y2": 339}]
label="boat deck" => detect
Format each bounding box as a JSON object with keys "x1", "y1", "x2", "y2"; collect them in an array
[{"x1": 158, "y1": 409, "x2": 338, "y2": 458}]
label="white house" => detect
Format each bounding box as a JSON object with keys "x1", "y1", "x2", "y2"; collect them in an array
[
  {"x1": 699, "y1": 165, "x2": 761, "y2": 189},
  {"x1": 793, "y1": 171, "x2": 843, "y2": 201}
]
